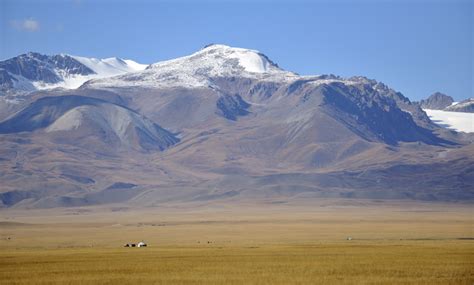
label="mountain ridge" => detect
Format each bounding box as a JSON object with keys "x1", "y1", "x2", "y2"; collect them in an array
[{"x1": 0, "y1": 45, "x2": 472, "y2": 208}]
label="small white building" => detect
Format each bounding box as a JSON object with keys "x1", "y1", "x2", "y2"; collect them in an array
[{"x1": 137, "y1": 241, "x2": 147, "y2": 247}]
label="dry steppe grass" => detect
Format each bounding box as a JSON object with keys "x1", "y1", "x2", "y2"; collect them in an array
[
  {"x1": 0, "y1": 200, "x2": 473, "y2": 284},
  {"x1": 1, "y1": 242, "x2": 473, "y2": 285}
]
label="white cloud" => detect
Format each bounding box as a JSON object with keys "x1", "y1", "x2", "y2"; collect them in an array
[{"x1": 10, "y1": 18, "x2": 40, "y2": 32}]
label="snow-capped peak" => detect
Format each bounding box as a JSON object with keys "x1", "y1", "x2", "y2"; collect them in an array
[
  {"x1": 198, "y1": 44, "x2": 277, "y2": 73},
  {"x1": 85, "y1": 44, "x2": 296, "y2": 90},
  {"x1": 148, "y1": 44, "x2": 285, "y2": 76}
]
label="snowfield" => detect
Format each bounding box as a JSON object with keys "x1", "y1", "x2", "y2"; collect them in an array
[{"x1": 424, "y1": 109, "x2": 474, "y2": 133}]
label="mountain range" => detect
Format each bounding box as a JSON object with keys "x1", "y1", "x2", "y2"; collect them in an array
[{"x1": 0, "y1": 44, "x2": 473, "y2": 208}]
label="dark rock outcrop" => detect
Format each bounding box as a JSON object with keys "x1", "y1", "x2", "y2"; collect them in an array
[{"x1": 417, "y1": 92, "x2": 454, "y2": 110}]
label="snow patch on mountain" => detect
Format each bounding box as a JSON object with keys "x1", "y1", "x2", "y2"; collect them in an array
[
  {"x1": 70, "y1": 56, "x2": 147, "y2": 76},
  {"x1": 424, "y1": 109, "x2": 474, "y2": 133},
  {"x1": 123, "y1": 59, "x2": 149, "y2": 71},
  {"x1": 226, "y1": 47, "x2": 271, "y2": 73}
]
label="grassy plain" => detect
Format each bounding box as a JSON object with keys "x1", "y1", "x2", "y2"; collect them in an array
[{"x1": 0, "y1": 200, "x2": 473, "y2": 284}]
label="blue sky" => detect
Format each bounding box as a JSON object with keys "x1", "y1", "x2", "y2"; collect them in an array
[{"x1": 0, "y1": 0, "x2": 472, "y2": 101}]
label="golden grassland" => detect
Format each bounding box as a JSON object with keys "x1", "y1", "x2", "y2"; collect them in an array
[
  {"x1": 0, "y1": 200, "x2": 473, "y2": 284},
  {"x1": 1, "y1": 242, "x2": 473, "y2": 285}
]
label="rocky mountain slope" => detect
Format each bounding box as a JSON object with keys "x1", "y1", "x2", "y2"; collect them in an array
[
  {"x1": 0, "y1": 45, "x2": 473, "y2": 208},
  {"x1": 416, "y1": 92, "x2": 454, "y2": 110}
]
